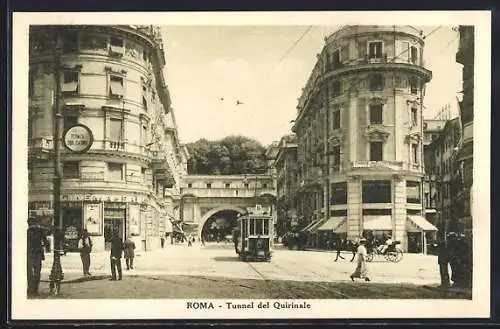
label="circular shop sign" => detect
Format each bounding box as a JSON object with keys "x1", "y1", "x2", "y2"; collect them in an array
[{"x1": 63, "y1": 124, "x2": 94, "y2": 153}]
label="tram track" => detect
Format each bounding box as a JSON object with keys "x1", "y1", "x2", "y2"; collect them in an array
[{"x1": 244, "y1": 258, "x2": 352, "y2": 299}]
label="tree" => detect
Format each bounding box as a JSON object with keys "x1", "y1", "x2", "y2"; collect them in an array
[{"x1": 186, "y1": 135, "x2": 268, "y2": 175}]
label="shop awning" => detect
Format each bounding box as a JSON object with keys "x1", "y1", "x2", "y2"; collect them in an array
[
  {"x1": 317, "y1": 217, "x2": 346, "y2": 232},
  {"x1": 363, "y1": 215, "x2": 392, "y2": 231},
  {"x1": 407, "y1": 215, "x2": 438, "y2": 231},
  {"x1": 308, "y1": 218, "x2": 329, "y2": 233}
]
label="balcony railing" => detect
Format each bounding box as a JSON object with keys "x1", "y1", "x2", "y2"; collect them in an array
[{"x1": 181, "y1": 187, "x2": 276, "y2": 198}]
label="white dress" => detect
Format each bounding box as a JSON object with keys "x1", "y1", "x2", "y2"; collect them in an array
[{"x1": 351, "y1": 244, "x2": 368, "y2": 278}]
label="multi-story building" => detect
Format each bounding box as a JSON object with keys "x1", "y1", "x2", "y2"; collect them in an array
[
  {"x1": 423, "y1": 118, "x2": 462, "y2": 234},
  {"x1": 28, "y1": 25, "x2": 185, "y2": 252},
  {"x1": 454, "y1": 25, "x2": 474, "y2": 236},
  {"x1": 423, "y1": 119, "x2": 447, "y2": 226},
  {"x1": 275, "y1": 134, "x2": 298, "y2": 236},
  {"x1": 292, "y1": 25, "x2": 438, "y2": 252}
]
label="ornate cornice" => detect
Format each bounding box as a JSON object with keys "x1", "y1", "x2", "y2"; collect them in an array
[
  {"x1": 405, "y1": 132, "x2": 421, "y2": 144},
  {"x1": 364, "y1": 126, "x2": 390, "y2": 142}
]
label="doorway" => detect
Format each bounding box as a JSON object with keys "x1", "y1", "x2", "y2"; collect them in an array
[
  {"x1": 103, "y1": 207, "x2": 126, "y2": 250},
  {"x1": 407, "y1": 232, "x2": 422, "y2": 253}
]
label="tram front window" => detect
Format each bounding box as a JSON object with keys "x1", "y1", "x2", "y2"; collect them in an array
[
  {"x1": 255, "y1": 219, "x2": 264, "y2": 235},
  {"x1": 263, "y1": 219, "x2": 269, "y2": 235}
]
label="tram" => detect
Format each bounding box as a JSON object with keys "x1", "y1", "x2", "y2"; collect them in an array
[{"x1": 233, "y1": 205, "x2": 274, "y2": 262}]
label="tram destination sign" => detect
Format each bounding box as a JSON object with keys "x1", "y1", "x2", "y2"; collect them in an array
[{"x1": 63, "y1": 124, "x2": 94, "y2": 153}]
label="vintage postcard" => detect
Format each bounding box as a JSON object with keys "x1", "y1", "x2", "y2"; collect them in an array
[{"x1": 11, "y1": 11, "x2": 490, "y2": 320}]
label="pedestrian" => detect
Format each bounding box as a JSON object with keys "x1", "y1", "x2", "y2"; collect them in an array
[
  {"x1": 201, "y1": 235, "x2": 205, "y2": 246},
  {"x1": 187, "y1": 234, "x2": 193, "y2": 247},
  {"x1": 27, "y1": 217, "x2": 47, "y2": 297},
  {"x1": 109, "y1": 228, "x2": 123, "y2": 281},
  {"x1": 77, "y1": 229, "x2": 93, "y2": 277},
  {"x1": 123, "y1": 235, "x2": 136, "y2": 270},
  {"x1": 334, "y1": 236, "x2": 345, "y2": 261},
  {"x1": 160, "y1": 235, "x2": 165, "y2": 249},
  {"x1": 350, "y1": 238, "x2": 371, "y2": 282},
  {"x1": 437, "y1": 234, "x2": 450, "y2": 288}
]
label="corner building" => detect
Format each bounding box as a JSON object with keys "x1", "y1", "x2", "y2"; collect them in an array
[
  {"x1": 293, "y1": 25, "x2": 437, "y2": 252},
  {"x1": 28, "y1": 25, "x2": 185, "y2": 252}
]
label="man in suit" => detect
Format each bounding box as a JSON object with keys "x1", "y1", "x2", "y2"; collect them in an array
[
  {"x1": 109, "y1": 228, "x2": 123, "y2": 281},
  {"x1": 334, "y1": 236, "x2": 345, "y2": 261},
  {"x1": 27, "y1": 217, "x2": 48, "y2": 297}
]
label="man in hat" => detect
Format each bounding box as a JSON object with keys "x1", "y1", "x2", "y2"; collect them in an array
[
  {"x1": 109, "y1": 227, "x2": 123, "y2": 281},
  {"x1": 27, "y1": 217, "x2": 48, "y2": 297},
  {"x1": 350, "y1": 237, "x2": 371, "y2": 282},
  {"x1": 77, "y1": 229, "x2": 93, "y2": 277}
]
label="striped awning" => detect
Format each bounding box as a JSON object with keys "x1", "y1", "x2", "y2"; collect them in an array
[
  {"x1": 308, "y1": 218, "x2": 329, "y2": 233},
  {"x1": 363, "y1": 215, "x2": 392, "y2": 231},
  {"x1": 407, "y1": 215, "x2": 438, "y2": 231},
  {"x1": 301, "y1": 220, "x2": 319, "y2": 232},
  {"x1": 317, "y1": 217, "x2": 346, "y2": 232}
]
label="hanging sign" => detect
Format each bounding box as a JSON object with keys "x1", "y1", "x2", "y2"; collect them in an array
[{"x1": 63, "y1": 124, "x2": 94, "y2": 153}]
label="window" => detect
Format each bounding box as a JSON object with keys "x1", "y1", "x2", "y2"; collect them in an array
[
  {"x1": 410, "y1": 76, "x2": 419, "y2": 94},
  {"x1": 141, "y1": 167, "x2": 147, "y2": 183},
  {"x1": 412, "y1": 144, "x2": 418, "y2": 164},
  {"x1": 369, "y1": 104, "x2": 383, "y2": 124},
  {"x1": 368, "y1": 41, "x2": 383, "y2": 59},
  {"x1": 143, "y1": 50, "x2": 148, "y2": 62},
  {"x1": 411, "y1": 107, "x2": 418, "y2": 127},
  {"x1": 109, "y1": 118, "x2": 123, "y2": 141},
  {"x1": 206, "y1": 183, "x2": 212, "y2": 189},
  {"x1": 369, "y1": 74, "x2": 384, "y2": 91},
  {"x1": 331, "y1": 146, "x2": 341, "y2": 171},
  {"x1": 63, "y1": 115, "x2": 78, "y2": 131},
  {"x1": 107, "y1": 162, "x2": 124, "y2": 181},
  {"x1": 370, "y1": 142, "x2": 383, "y2": 161},
  {"x1": 63, "y1": 161, "x2": 80, "y2": 179},
  {"x1": 187, "y1": 183, "x2": 193, "y2": 188},
  {"x1": 29, "y1": 69, "x2": 35, "y2": 97},
  {"x1": 410, "y1": 46, "x2": 418, "y2": 64},
  {"x1": 262, "y1": 183, "x2": 268, "y2": 189},
  {"x1": 331, "y1": 109, "x2": 341, "y2": 130},
  {"x1": 331, "y1": 80, "x2": 341, "y2": 97},
  {"x1": 362, "y1": 180, "x2": 391, "y2": 203},
  {"x1": 109, "y1": 75, "x2": 124, "y2": 98},
  {"x1": 407, "y1": 181, "x2": 421, "y2": 203},
  {"x1": 62, "y1": 33, "x2": 78, "y2": 53},
  {"x1": 142, "y1": 125, "x2": 148, "y2": 145},
  {"x1": 62, "y1": 71, "x2": 79, "y2": 94},
  {"x1": 362, "y1": 208, "x2": 392, "y2": 216},
  {"x1": 330, "y1": 209, "x2": 348, "y2": 217},
  {"x1": 109, "y1": 36, "x2": 124, "y2": 55},
  {"x1": 332, "y1": 49, "x2": 341, "y2": 66},
  {"x1": 142, "y1": 96, "x2": 148, "y2": 112},
  {"x1": 244, "y1": 183, "x2": 249, "y2": 188},
  {"x1": 330, "y1": 182, "x2": 347, "y2": 205},
  {"x1": 225, "y1": 183, "x2": 231, "y2": 188}
]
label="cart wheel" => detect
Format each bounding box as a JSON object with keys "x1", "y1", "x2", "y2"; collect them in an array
[{"x1": 393, "y1": 249, "x2": 403, "y2": 263}]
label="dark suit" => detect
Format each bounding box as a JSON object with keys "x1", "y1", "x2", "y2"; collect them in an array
[
  {"x1": 27, "y1": 226, "x2": 47, "y2": 296},
  {"x1": 110, "y1": 235, "x2": 123, "y2": 280}
]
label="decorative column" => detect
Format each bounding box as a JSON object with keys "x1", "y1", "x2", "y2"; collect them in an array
[{"x1": 393, "y1": 175, "x2": 407, "y2": 251}]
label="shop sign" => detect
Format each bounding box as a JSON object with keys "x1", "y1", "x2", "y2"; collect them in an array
[
  {"x1": 84, "y1": 203, "x2": 101, "y2": 235},
  {"x1": 65, "y1": 226, "x2": 79, "y2": 240},
  {"x1": 63, "y1": 124, "x2": 94, "y2": 153},
  {"x1": 60, "y1": 201, "x2": 82, "y2": 208}
]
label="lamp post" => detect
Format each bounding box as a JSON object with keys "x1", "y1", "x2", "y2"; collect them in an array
[{"x1": 49, "y1": 46, "x2": 63, "y2": 294}]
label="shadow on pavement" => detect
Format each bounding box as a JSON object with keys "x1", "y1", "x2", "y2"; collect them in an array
[{"x1": 211, "y1": 256, "x2": 240, "y2": 262}]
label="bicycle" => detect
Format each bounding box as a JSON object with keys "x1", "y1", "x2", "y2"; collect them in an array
[{"x1": 366, "y1": 241, "x2": 403, "y2": 263}]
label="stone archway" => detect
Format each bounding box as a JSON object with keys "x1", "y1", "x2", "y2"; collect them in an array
[{"x1": 198, "y1": 205, "x2": 246, "y2": 240}]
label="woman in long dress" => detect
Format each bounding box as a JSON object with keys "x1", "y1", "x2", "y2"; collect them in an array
[{"x1": 350, "y1": 238, "x2": 371, "y2": 282}]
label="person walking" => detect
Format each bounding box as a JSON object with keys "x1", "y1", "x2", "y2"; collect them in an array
[
  {"x1": 437, "y1": 234, "x2": 450, "y2": 288},
  {"x1": 27, "y1": 218, "x2": 47, "y2": 297},
  {"x1": 160, "y1": 235, "x2": 165, "y2": 249},
  {"x1": 109, "y1": 228, "x2": 123, "y2": 281},
  {"x1": 77, "y1": 229, "x2": 93, "y2": 277},
  {"x1": 334, "y1": 236, "x2": 345, "y2": 261},
  {"x1": 123, "y1": 235, "x2": 136, "y2": 270},
  {"x1": 350, "y1": 238, "x2": 371, "y2": 282}
]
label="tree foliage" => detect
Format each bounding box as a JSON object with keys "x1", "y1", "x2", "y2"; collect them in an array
[{"x1": 186, "y1": 136, "x2": 268, "y2": 175}]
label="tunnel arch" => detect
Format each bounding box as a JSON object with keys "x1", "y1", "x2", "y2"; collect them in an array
[{"x1": 198, "y1": 205, "x2": 246, "y2": 240}]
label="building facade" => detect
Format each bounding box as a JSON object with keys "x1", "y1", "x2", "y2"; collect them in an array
[
  {"x1": 454, "y1": 25, "x2": 474, "y2": 236},
  {"x1": 423, "y1": 118, "x2": 462, "y2": 235},
  {"x1": 28, "y1": 25, "x2": 185, "y2": 252},
  {"x1": 292, "y1": 25, "x2": 437, "y2": 252},
  {"x1": 275, "y1": 135, "x2": 298, "y2": 236}
]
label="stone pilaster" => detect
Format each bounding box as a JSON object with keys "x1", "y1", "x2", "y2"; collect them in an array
[
  {"x1": 393, "y1": 176, "x2": 407, "y2": 251},
  {"x1": 347, "y1": 176, "x2": 361, "y2": 240}
]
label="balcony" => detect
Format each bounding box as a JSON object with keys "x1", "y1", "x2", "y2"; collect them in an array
[
  {"x1": 181, "y1": 187, "x2": 277, "y2": 199},
  {"x1": 349, "y1": 160, "x2": 422, "y2": 173}
]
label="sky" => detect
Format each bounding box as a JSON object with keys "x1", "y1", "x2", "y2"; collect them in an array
[{"x1": 161, "y1": 25, "x2": 462, "y2": 146}]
